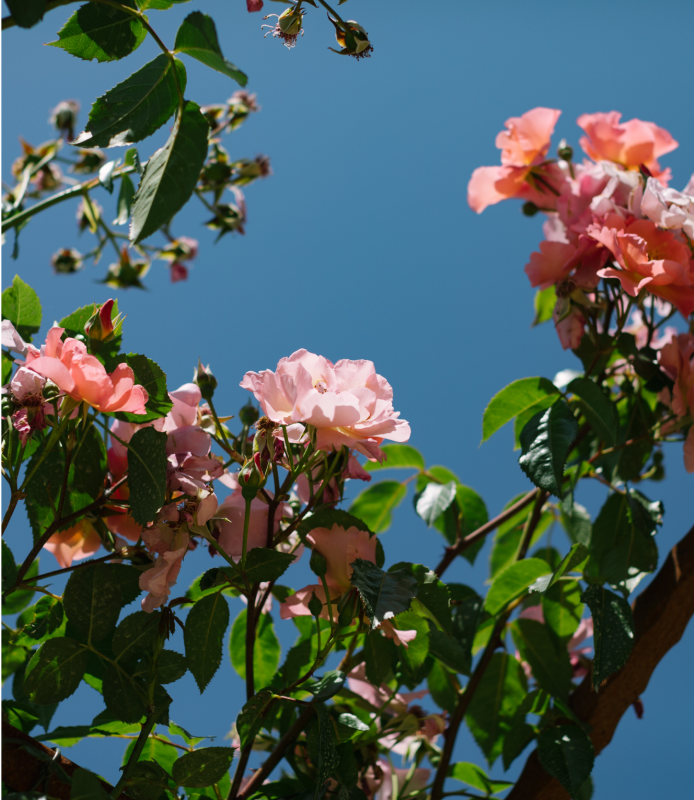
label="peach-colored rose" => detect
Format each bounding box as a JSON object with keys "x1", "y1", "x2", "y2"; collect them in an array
[
  {"x1": 215, "y1": 472, "x2": 292, "y2": 560},
  {"x1": 553, "y1": 305, "x2": 586, "y2": 351},
  {"x1": 139, "y1": 523, "x2": 190, "y2": 612},
  {"x1": 588, "y1": 219, "x2": 694, "y2": 316},
  {"x1": 577, "y1": 112, "x2": 677, "y2": 181},
  {"x1": 658, "y1": 333, "x2": 694, "y2": 473},
  {"x1": 23, "y1": 326, "x2": 147, "y2": 414},
  {"x1": 468, "y1": 107, "x2": 563, "y2": 213},
  {"x1": 43, "y1": 519, "x2": 102, "y2": 568},
  {"x1": 241, "y1": 350, "x2": 410, "y2": 462}
]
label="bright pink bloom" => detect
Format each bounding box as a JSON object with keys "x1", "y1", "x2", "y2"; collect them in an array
[
  {"x1": 215, "y1": 472, "x2": 292, "y2": 560},
  {"x1": 241, "y1": 350, "x2": 410, "y2": 462},
  {"x1": 23, "y1": 326, "x2": 148, "y2": 414},
  {"x1": 589, "y1": 219, "x2": 694, "y2": 316},
  {"x1": 139, "y1": 523, "x2": 190, "y2": 612},
  {"x1": 43, "y1": 520, "x2": 102, "y2": 568},
  {"x1": 467, "y1": 108, "x2": 562, "y2": 213},
  {"x1": 577, "y1": 112, "x2": 677, "y2": 180},
  {"x1": 658, "y1": 333, "x2": 694, "y2": 473}
]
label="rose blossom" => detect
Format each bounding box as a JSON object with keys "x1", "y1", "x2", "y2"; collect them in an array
[
  {"x1": 641, "y1": 175, "x2": 694, "y2": 239},
  {"x1": 215, "y1": 471, "x2": 293, "y2": 560},
  {"x1": 44, "y1": 519, "x2": 102, "y2": 568},
  {"x1": 658, "y1": 332, "x2": 694, "y2": 473},
  {"x1": 139, "y1": 521, "x2": 190, "y2": 612},
  {"x1": 241, "y1": 350, "x2": 410, "y2": 462},
  {"x1": 467, "y1": 107, "x2": 563, "y2": 213},
  {"x1": 2, "y1": 320, "x2": 27, "y2": 355},
  {"x1": 577, "y1": 112, "x2": 678, "y2": 181},
  {"x1": 22, "y1": 325, "x2": 148, "y2": 414}
]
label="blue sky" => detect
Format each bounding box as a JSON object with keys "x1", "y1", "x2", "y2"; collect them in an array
[{"x1": 2, "y1": 0, "x2": 693, "y2": 796}]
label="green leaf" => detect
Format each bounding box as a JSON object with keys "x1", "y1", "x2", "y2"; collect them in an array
[
  {"x1": 542, "y1": 580, "x2": 583, "y2": 642},
  {"x1": 533, "y1": 285, "x2": 556, "y2": 326},
  {"x1": 142, "y1": 650, "x2": 188, "y2": 684},
  {"x1": 363, "y1": 444, "x2": 425, "y2": 472},
  {"x1": 2, "y1": 350, "x2": 14, "y2": 384},
  {"x1": 5, "y1": 0, "x2": 46, "y2": 29},
  {"x1": 449, "y1": 762, "x2": 512, "y2": 795},
  {"x1": 112, "y1": 611, "x2": 158, "y2": 663},
  {"x1": 314, "y1": 703, "x2": 340, "y2": 787},
  {"x1": 428, "y1": 625, "x2": 471, "y2": 674},
  {"x1": 581, "y1": 585, "x2": 634, "y2": 690},
  {"x1": 14, "y1": 597, "x2": 66, "y2": 647},
  {"x1": 102, "y1": 663, "x2": 148, "y2": 723},
  {"x1": 307, "y1": 670, "x2": 345, "y2": 702},
  {"x1": 561, "y1": 503, "x2": 592, "y2": 548},
  {"x1": 2, "y1": 559, "x2": 39, "y2": 615},
  {"x1": 537, "y1": 725, "x2": 595, "y2": 798},
  {"x1": 24, "y1": 638, "x2": 88, "y2": 705},
  {"x1": 549, "y1": 544, "x2": 589, "y2": 588},
  {"x1": 126, "y1": 761, "x2": 169, "y2": 800},
  {"x1": 123, "y1": 733, "x2": 179, "y2": 775},
  {"x1": 567, "y1": 378, "x2": 617, "y2": 446},
  {"x1": 2, "y1": 541, "x2": 18, "y2": 592},
  {"x1": 589, "y1": 493, "x2": 658, "y2": 588},
  {"x1": 2, "y1": 628, "x2": 27, "y2": 682},
  {"x1": 414, "y1": 481, "x2": 457, "y2": 527},
  {"x1": 502, "y1": 722, "x2": 536, "y2": 770},
  {"x1": 485, "y1": 559, "x2": 552, "y2": 616},
  {"x1": 127, "y1": 427, "x2": 168, "y2": 525},
  {"x1": 298, "y1": 508, "x2": 373, "y2": 538},
  {"x1": 427, "y1": 660, "x2": 458, "y2": 714},
  {"x1": 49, "y1": 0, "x2": 147, "y2": 63},
  {"x1": 362, "y1": 631, "x2": 396, "y2": 686},
  {"x1": 242, "y1": 549, "x2": 295, "y2": 584},
  {"x1": 110, "y1": 563, "x2": 145, "y2": 606},
  {"x1": 465, "y1": 653, "x2": 527, "y2": 765},
  {"x1": 511, "y1": 619, "x2": 573, "y2": 702},
  {"x1": 236, "y1": 688, "x2": 273, "y2": 748},
  {"x1": 110, "y1": 354, "x2": 173, "y2": 422},
  {"x1": 184, "y1": 591, "x2": 230, "y2": 692},
  {"x1": 172, "y1": 747, "x2": 234, "y2": 789},
  {"x1": 3, "y1": 700, "x2": 40, "y2": 734},
  {"x1": 390, "y1": 563, "x2": 452, "y2": 633},
  {"x1": 130, "y1": 100, "x2": 209, "y2": 244},
  {"x1": 519, "y1": 400, "x2": 578, "y2": 499},
  {"x1": 513, "y1": 394, "x2": 559, "y2": 450},
  {"x1": 390, "y1": 611, "x2": 430, "y2": 689},
  {"x1": 230, "y1": 611, "x2": 280, "y2": 691},
  {"x1": 448, "y1": 594, "x2": 483, "y2": 676},
  {"x1": 482, "y1": 377, "x2": 559, "y2": 443},
  {"x1": 114, "y1": 173, "x2": 136, "y2": 226},
  {"x1": 2, "y1": 275, "x2": 42, "y2": 341},
  {"x1": 349, "y1": 559, "x2": 417, "y2": 628},
  {"x1": 74, "y1": 55, "x2": 186, "y2": 149},
  {"x1": 348, "y1": 481, "x2": 406, "y2": 534},
  {"x1": 63, "y1": 563, "x2": 122, "y2": 644},
  {"x1": 71, "y1": 768, "x2": 111, "y2": 800},
  {"x1": 174, "y1": 12, "x2": 247, "y2": 85},
  {"x1": 490, "y1": 502, "x2": 553, "y2": 581}
]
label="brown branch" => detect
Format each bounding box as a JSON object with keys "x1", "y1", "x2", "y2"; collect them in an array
[
  {"x1": 435, "y1": 489, "x2": 538, "y2": 578},
  {"x1": 507, "y1": 522, "x2": 694, "y2": 800},
  {"x1": 1, "y1": 718, "x2": 133, "y2": 800}
]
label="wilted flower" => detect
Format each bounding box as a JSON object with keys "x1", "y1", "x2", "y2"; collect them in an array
[
  {"x1": 72, "y1": 148, "x2": 107, "y2": 174},
  {"x1": 76, "y1": 197, "x2": 102, "y2": 233},
  {"x1": 158, "y1": 236, "x2": 199, "y2": 263},
  {"x1": 49, "y1": 100, "x2": 80, "y2": 140},
  {"x1": 230, "y1": 155, "x2": 272, "y2": 186},
  {"x1": 102, "y1": 246, "x2": 150, "y2": 289},
  {"x1": 206, "y1": 190, "x2": 247, "y2": 238},
  {"x1": 51, "y1": 248, "x2": 84, "y2": 275},
  {"x1": 262, "y1": 6, "x2": 305, "y2": 49},
  {"x1": 170, "y1": 263, "x2": 188, "y2": 283}
]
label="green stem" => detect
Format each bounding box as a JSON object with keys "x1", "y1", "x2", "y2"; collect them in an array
[
  {"x1": 18, "y1": 412, "x2": 72, "y2": 495},
  {"x1": 110, "y1": 710, "x2": 160, "y2": 799},
  {"x1": 240, "y1": 498, "x2": 252, "y2": 569},
  {"x1": 207, "y1": 397, "x2": 232, "y2": 451}
]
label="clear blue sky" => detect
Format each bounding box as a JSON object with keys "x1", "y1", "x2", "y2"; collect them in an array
[{"x1": 2, "y1": 0, "x2": 693, "y2": 796}]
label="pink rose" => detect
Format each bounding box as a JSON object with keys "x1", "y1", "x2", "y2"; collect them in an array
[
  {"x1": 641, "y1": 176, "x2": 694, "y2": 239},
  {"x1": 139, "y1": 524, "x2": 190, "y2": 612},
  {"x1": 658, "y1": 333, "x2": 694, "y2": 473},
  {"x1": 23, "y1": 326, "x2": 148, "y2": 414},
  {"x1": 467, "y1": 107, "x2": 563, "y2": 213},
  {"x1": 2, "y1": 320, "x2": 27, "y2": 355},
  {"x1": 577, "y1": 112, "x2": 677, "y2": 181},
  {"x1": 240, "y1": 350, "x2": 410, "y2": 462}
]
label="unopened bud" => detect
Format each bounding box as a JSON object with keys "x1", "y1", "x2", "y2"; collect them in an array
[
  {"x1": 557, "y1": 139, "x2": 573, "y2": 162},
  {"x1": 522, "y1": 202, "x2": 539, "y2": 217},
  {"x1": 308, "y1": 591, "x2": 323, "y2": 618},
  {"x1": 239, "y1": 402, "x2": 259, "y2": 427},
  {"x1": 238, "y1": 456, "x2": 266, "y2": 499},
  {"x1": 310, "y1": 549, "x2": 328, "y2": 578},
  {"x1": 2, "y1": 396, "x2": 13, "y2": 416},
  {"x1": 43, "y1": 380, "x2": 60, "y2": 401},
  {"x1": 329, "y1": 17, "x2": 373, "y2": 59},
  {"x1": 337, "y1": 589, "x2": 359, "y2": 628},
  {"x1": 85, "y1": 299, "x2": 120, "y2": 344},
  {"x1": 279, "y1": 7, "x2": 303, "y2": 35},
  {"x1": 195, "y1": 360, "x2": 218, "y2": 401}
]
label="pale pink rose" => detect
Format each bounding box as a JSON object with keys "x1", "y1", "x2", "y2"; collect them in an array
[
  {"x1": 577, "y1": 112, "x2": 678, "y2": 181},
  {"x1": 43, "y1": 520, "x2": 102, "y2": 568},
  {"x1": 215, "y1": 471, "x2": 292, "y2": 560},
  {"x1": 378, "y1": 619, "x2": 418, "y2": 648},
  {"x1": 553, "y1": 305, "x2": 586, "y2": 350},
  {"x1": 9, "y1": 367, "x2": 51, "y2": 444},
  {"x1": 11, "y1": 366, "x2": 46, "y2": 400},
  {"x1": 162, "y1": 383, "x2": 201, "y2": 432},
  {"x1": 23, "y1": 326, "x2": 148, "y2": 414},
  {"x1": 307, "y1": 525, "x2": 377, "y2": 593},
  {"x1": 241, "y1": 350, "x2": 410, "y2": 463},
  {"x1": 641, "y1": 176, "x2": 694, "y2": 239},
  {"x1": 467, "y1": 107, "x2": 563, "y2": 213},
  {"x1": 344, "y1": 454, "x2": 372, "y2": 483},
  {"x1": 2, "y1": 320, "x2": 27, "y2": 355},
  {"x1": 589, "y1": 219, "x2": 694, "y2": 316},
  {"x1": 139, "y1": 524, "x2": 190, "y2": 612}
]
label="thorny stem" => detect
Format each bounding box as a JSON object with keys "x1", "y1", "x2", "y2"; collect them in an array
[{"x1": 22, "y1": 547, "x2": 144, "y2": 583}]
